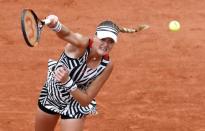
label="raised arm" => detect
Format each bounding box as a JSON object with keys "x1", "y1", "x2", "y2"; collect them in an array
[{"x1": 46, "y1": 15, "x2": 89, "y2": 48}]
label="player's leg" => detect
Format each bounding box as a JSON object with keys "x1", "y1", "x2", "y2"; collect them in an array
[
  {"x1": 60, "y1": 117, "x2": 86, "y2": 131},
  {"x1": 35, "y1": 106, "x2": 60, "y2": 131}
]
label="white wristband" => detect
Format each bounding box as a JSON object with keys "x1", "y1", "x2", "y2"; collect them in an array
[{"x1": 52, "y1": 21, "x2": 62, "y2": 32}]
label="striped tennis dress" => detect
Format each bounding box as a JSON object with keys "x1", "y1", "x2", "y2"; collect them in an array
[{"x1": 38, "y1": 40, "x2": 109, "y2": 119}]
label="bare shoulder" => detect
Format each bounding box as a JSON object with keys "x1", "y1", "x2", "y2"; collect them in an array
[
  {"x1": 64, "y1": 35, "x2": 90, "y2": 58},
  {"x1": 104, "y1": 60, "x2": 114, "y2": 73},
  {"x1": 73, "y1": 33, "x2": 90, "y2": 48},
  {"x1": 65, "y1": 43, "x2": 78, "y2": 53},
  {"x1": 66, "y1": 34, "x2": 89, "y2": 49}
]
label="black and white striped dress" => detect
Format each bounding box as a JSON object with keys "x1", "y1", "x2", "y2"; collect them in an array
[{"x1": 38, "y1": 39, "x2": 109, "y2": 119}]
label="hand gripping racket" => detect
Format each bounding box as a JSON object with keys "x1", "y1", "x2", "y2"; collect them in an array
[{"x1": 21, "y1": 9, "x2": 51, "y2": 47}]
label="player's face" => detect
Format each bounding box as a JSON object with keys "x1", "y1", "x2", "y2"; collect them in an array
[{"x1": 96, "y1": 37, "x2": 115, "y2": 55}]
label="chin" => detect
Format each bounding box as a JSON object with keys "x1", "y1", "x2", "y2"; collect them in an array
[{"x1": 98, "y1": 50, "x2": 107, "y2": 56}]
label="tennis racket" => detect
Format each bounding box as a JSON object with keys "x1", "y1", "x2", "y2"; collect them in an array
[{"x1": 21, "y1": 9, "x2": 51, "y2": 47}]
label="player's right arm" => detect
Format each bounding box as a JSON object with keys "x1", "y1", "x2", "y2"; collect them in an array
[
  {"x1": 56, "y1": 24, "x2": 89, "y2": 48},
  {"x1": 47, "y1": 15, "x2": 89, "y2": 48}
]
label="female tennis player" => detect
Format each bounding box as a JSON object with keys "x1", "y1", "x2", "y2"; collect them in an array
[{"x1": 35, "y1": 15, "x2": 149, "y2": 131}]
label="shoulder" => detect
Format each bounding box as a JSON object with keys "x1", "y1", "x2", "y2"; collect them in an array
[
  {"x1": 75, "y1": 33, "x2": 90, "y2": 47},
  {"x1": 105, "y1": 60, "x2": 114, "y2": 72},
  {"x1": 66, "y1": 33, "x2": 90, "y2": 49},
  {"x1": 74, "y1": 33, "x2": 90, "y2": 48},
  {"x1": 64, "y1": 36, "x2": 90, "y2": 57},
  {"x1": 96, "y1": 60, "x2": 113, "y2": 81}
]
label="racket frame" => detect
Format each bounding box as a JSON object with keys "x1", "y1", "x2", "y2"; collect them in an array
[{"x1": 21, "y1": 9, "x2": 44, "y2": 47}]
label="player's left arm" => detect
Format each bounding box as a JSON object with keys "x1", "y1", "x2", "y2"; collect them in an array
[{"x1": 71, "y1": 61, "x2": 114, "y2": 107}]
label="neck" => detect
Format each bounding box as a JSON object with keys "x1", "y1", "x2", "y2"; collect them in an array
[{"x1": 89, "y1": 48, "x2": 101, "y2": 61}]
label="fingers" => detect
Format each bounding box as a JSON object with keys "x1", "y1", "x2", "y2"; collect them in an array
[
  {"x1": 55, "y1": 67, "x2": 64, "y2": 78},
  {"x1": 46, "y1": 15, "x2": 59, "y2": 28},
  {"x1": 54, "y1": 66, "x2": 70, "y2": 83},
  {"x1": 42, "y1": 19, "x2": 51, "y2": 25},
  {"x1": 46, "y1": 15, "x2": 62, "y2": 32}
]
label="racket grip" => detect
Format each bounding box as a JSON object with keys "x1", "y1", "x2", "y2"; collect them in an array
[{"x1": 42, "y1": 19, "x2": 51, "y2": 25}]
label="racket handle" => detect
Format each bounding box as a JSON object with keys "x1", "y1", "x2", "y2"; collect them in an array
[{"x1": 42, "y1": 19, "x2": 51, "y2": 25}]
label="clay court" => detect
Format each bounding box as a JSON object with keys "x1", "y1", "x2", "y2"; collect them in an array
[{"x1": 1, "y1": 0, "x2": 205, "y2": 130}]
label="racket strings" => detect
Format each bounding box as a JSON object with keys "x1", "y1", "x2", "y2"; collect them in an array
[{"x1": 21, "y1": 9, "x2": 42, "y2": 47}]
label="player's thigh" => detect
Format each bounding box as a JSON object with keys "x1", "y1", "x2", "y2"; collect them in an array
[
  {"x1": 60, "y1": 117, "x2": 86, "y2": 131},
  {"x1": 35, "y1": 107, "x2": 60, "y2": 131}
]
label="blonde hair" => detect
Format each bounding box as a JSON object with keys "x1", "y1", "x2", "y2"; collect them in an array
[
  {"x1": 95, "y1": 20, "x2": 149, "y2": 43},
  {"x1": 97, "y1": 20, "x2": 149, "y2": 33},
  {"x1": 118, "y1": 24, "x2": 150, "y2": 33},
  {"x1": 98, "y1": 20, "x2": 149, "y2": 33}
]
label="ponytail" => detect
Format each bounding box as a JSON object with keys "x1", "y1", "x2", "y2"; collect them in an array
[{"x1": 117, "y1": 24, "x2": 150, "y2": 33}]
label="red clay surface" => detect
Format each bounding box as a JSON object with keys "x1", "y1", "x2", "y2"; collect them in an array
[{"x1": 1, "y1": 0, "x2": 205, "y2": 131}]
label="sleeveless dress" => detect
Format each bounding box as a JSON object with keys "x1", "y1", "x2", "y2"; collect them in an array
[{"x1": 38, "y1": 39, "x2": 110, "y2": 119}]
